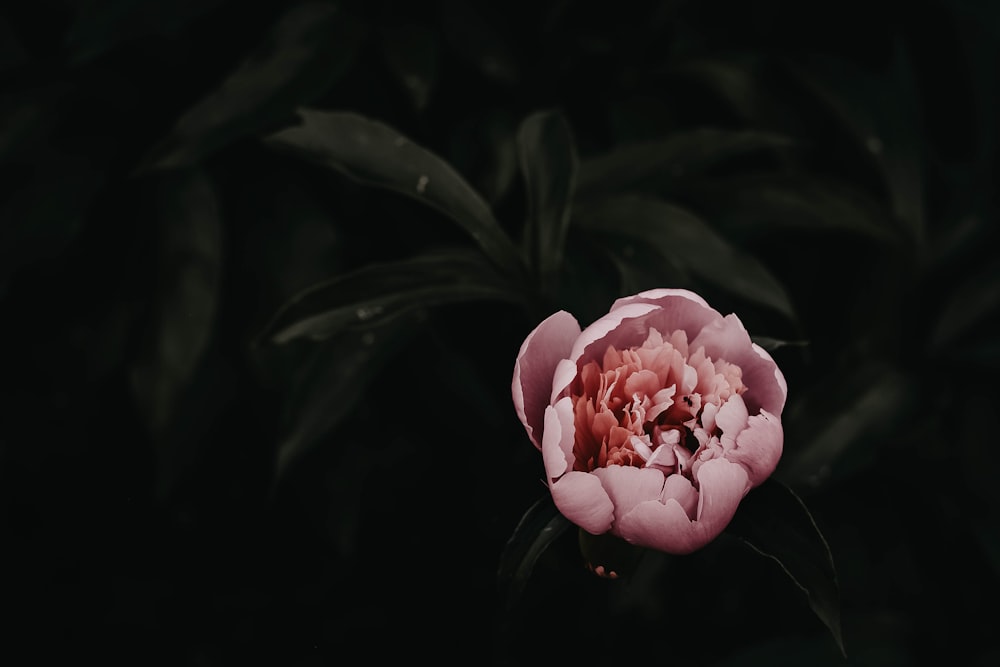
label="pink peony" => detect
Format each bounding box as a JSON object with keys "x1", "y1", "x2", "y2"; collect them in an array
[{"x1": 512, "y1": 289, "x2": 787, "y2": 555}]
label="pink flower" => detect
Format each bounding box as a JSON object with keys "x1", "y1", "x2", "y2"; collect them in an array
[{"x1": 512, "y1": 289, "x2": 787, "y2": 555}]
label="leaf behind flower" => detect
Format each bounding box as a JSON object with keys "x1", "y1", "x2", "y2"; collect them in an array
[
  {"x1": 575, "y1": 195, "x2": 797, "y2": 322},
  {"x1": 257, "y1": 248, "x2": 524, "y2": 344},
  {"x1": 725, "y1": 478, "x2": 845, "y2": 656},
  {"x1": 271, "y1": 315, "x2": 418, "y2": 486},
  {"x1": 139, "y1": 2, "x2": 365, "y2": 171},
  {"x1": 497, "y1": 495, "x2": 571, "y2": 611},
  {"x1": 576, "y1": 128, "x2": 793, "y2": 199},
  {"x1": 263, "y1": 109, "x2": 525, "y2": 274},
  {"x1": 517, "y1": 109, "x2": 578, "y2": 292}
]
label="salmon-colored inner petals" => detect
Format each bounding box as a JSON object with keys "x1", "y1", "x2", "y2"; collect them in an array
[{"x1": 570, "y1": 327, "x2": 747, "y2": 485}]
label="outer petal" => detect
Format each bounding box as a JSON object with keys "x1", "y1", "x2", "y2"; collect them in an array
[
  {"x1": 617, "y1": 458, "x2": 749, "y2": 554},
  {"x1": 591, "y1": 465, "x2": 666, "y2": 527},
  {"x1": 567, "y1": 302, "x2": 659, "y2": 364},
  {"x1": 550, "y1": 471, "x2": 615, "y2": 535},
  {"x1": 541, "y1": 397, "x2": 576, "y2": 481},
  {"x1": 610, "y1": 288, "x2": 711, "y2": 312},
  {"x1": 512, "y1": 310, "x2": 581, "y2": 449},
  {"x1": 690, "y1": 313, "x2": 786, "y2": 416},
  {"x1": 661, "y1": 473, "x2": 698, "y2": 519},
  {"x1": 611, "y1": 289, "x2": 723, "y2": 345},
  {"x1": 751, "y1": 343, "x2": 788, "y2": 412},
  {"x1": 725, "y1": 409, "x2": 783, "y2": 487}
]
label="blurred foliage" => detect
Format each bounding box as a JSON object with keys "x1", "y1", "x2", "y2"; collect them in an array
[{"x1": 2, "y1": 0, "x2": 998, "y2": 664}]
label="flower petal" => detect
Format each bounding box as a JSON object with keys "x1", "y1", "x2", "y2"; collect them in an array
[
  {"x1": 541, "y1": 397, "x2": 576, "y2": 480},
  {"x1": 690, "y1": 313, "x2": 786, "y2": 416},
  {"x1": 592, "y1": 465, "x2": 666, "y2": 528},
  {"x1": 725, "y1": 409, "x2": 783, "y2": 487},
  {"x1": 610, "y1": 288, "x2": 710, "y2": 312},
  {"x1": 512, "y1": 310, "x2": 581, "y2": 449},
  {"x1": 550, "y1": 471, "x2": 615, "y2": 535},
  {"x1": 565, "y1": 302, "x2": 659, "y2": 369},
  {"x1": 612, "y1": 289, "x2": 724, "y2": 347},
  {"x1": 752, "y1": 343, "x2": 788, "y2": 412},
  {"x1": 661, "y1": 473, "x2": 698, "y2": 519},
  {"x1": 617, "y1": 458, "x2": 749, "y2": 554},
  {"x1": 716, "y1": 393, "x2": 750, "y2": 451}
]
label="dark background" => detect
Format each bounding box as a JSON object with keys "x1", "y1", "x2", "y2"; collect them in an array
[{"x1": 2, "y1": 0, "x2": 998, "y2": 664}]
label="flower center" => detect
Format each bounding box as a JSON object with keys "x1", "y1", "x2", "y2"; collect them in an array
[{"x1": 569, "y1": 327, "x2": 746, "y2": 479}]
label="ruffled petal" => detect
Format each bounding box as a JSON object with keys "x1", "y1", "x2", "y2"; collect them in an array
[
  {"x1": 725, "y1": 409, "x2": 783, "y2": 487},
  {"x1": 512, "y1": 311, "x2": 581, "y2": 448},
  {"x1": 690, "y1": 313, "x2": 786, "y2": 416},
  {"x1": 560, "y1": 303, "x2": 660, "y2": 385},
  {"x1": 715, "y1": 393, "x2": 750, "y2": 451},
  {"x1": 550, "y1": 471, "x2": 615, "y2": 535},
  {"x1": 617, "y1": 458, "x2": 748, "y2": 554},
  {"x1": 541, "y1": 397, "x2": 576, "y2": 480}
]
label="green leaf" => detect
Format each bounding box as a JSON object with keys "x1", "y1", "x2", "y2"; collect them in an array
[
  {"x1": 139, "y1": 2, "x2": 365, "y2": 170},
  {"x1": 497, "y1": 495, "x2": 571, "y2": 610},
  {"x1": 263, "y1": 109, "x2": 525, "y2": 274},
  {"x1": 928, "y1": 258, "x2": 1000, "y2": 350},
  {"x1": 779, "y1": 364, "x2": 915, "y2": 490},
  {"x1": 784, "y1": 42, "x2": 925, "y2": 243},
  {"x1": 130, "y1": 168, "x2": 223, "y2": 434},
  {"x1": 725, "y1": 478, "x2": 845, "y2": 656},
  {"x1": 517, "y1": 109, "x2": 578, "y2": 289},
  {"x1": 576, "y1": 128, "x2": 793, "y2": 199},
  {"x1": 258, "y1": 248, "x2": 523, "y2": 344},
  {"x1": 272, "y1": 314, "x2": 418, "y2": 485},
  {"x1": 665, "y1": 56, "x2": 764, "y2": 123},
  {"x1": 690, "y1": 172, "x2": 898, "y2": 243},
  {"x1": 575, "y1": 195, "x2": 797, "y2": 321}
]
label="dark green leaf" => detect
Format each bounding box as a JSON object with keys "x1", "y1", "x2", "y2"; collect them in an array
[
  {"x1": 517, "y1": 109, "x2": 578, "y2": 288},
  {"x1": 130, "y1": 168, "x2": 223, "y2": 434},
  {"x1": 929, "y1": 258, "x2": 1000, "y2": 350},
  {"x1": 140, "y1": 2, "x2": 364, "y2": 170},
  {"x1": 263, "y1": 109, "x2": 525, "y2": 274},
  {"x1": 273, "y1": 314, "x2": 418, "y2": 485},
  {"x1": 576, "y1": 128, "x2": 792, "y2": 199},
  {"x1": 690, "y1": 172, "x2": 898, "y2": 243},
  {"x1": 575, "y1": 195, "x2": 796, "y2": 321},
  {"x1": 259, "y1": 248, "x2": 523, "y2": 344},
  {"x1": 497, "y1": 495, "x2": 571, "y2": 610},
  {"x1": 448, "y1": 109, "x2": 519, "y2": 206},
  {"x1": 726, "y1": 478, "x2": 845, "y2": 656},
  {"x1": 785, "y1": 42, "x2": 925, "y2": 242},
  {"x1": 665, "y1": 56, "x2": 764, "y2": 122},
  {"x1": 379, "y1": 23, "x2": 439, "y2": 111},
  {"x1": 779, "y1": 364, "x2": 915, "y2": 490}
]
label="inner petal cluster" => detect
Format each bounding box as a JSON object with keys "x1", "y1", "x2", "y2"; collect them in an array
[{"x1": 570, "y1": 327, "x2": 746, "y2": 480}]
